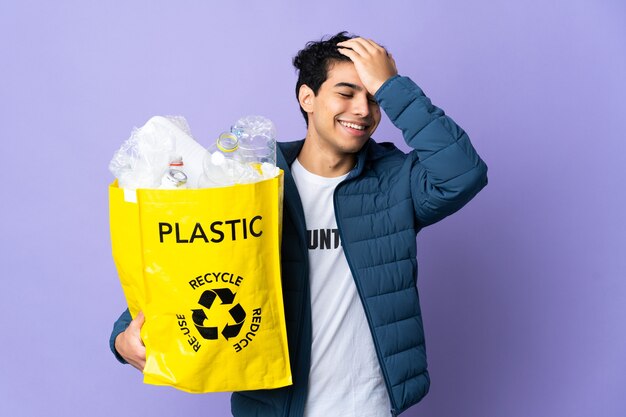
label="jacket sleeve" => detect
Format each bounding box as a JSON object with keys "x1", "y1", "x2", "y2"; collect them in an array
[
  {"x1": 109, "y1": 308, "x2": 132, "y2": 364},
  {"x1": 375, "y1": 75, "x2": 488, "y2": 228}
]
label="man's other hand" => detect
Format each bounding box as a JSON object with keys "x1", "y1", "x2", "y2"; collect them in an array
[{"x1": 115, "y1": 311, "x2": 146, "y2": 371}]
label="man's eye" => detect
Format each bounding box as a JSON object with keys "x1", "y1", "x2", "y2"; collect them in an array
[{"x1": 338, "y1": 93, "x2": 353, "y2": 98}]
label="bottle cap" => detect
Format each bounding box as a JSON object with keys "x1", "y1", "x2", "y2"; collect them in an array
[
  {"x1": 170, "y1": 155, "x2": 184, "y2": 167},
  {"x1": 217, "y1": 132, "x2": 239, "y2": 153},
  {"x1": 162, "y1": 169, "x2": 188, "y2": 188}
]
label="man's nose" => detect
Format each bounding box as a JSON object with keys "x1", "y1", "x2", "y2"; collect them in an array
[{"x1": 351, "y1": 95, "x2": 370, "y2": 117}]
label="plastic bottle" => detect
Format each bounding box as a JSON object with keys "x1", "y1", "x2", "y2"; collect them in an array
[
  {"x1": 198, "y1": 132, "x2": 253, "y2": 187},
  {"x1": 160, "y1": 156, "x2": 188, "y2": 189},
  {"x1": 230, "y1": 116, "x2": 277, "y2": 179}
]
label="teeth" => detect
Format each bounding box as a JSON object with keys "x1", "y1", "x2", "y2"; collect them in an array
[{"x1": 340, "y1": 121, "x2": 366, "y2": 130}]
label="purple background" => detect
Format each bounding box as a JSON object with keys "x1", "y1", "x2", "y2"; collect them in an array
[{"x1": 1, "y1": 1, "x2": 624, "y2": 416}]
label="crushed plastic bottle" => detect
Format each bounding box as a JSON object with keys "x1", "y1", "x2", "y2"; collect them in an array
[
  {"x1": 231, "y1": 115, "x2": 277, "y2": 168},
  {"x1": 197, "y1": 116, "x2": 279, "y2": 188},
  {"x1": 109, "y1": 119, "x2": 176, "y2": 189},
  {"x1": 198, "y1": 132, "x2": 255, "y2": 187}
]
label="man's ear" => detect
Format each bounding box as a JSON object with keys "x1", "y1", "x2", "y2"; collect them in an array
[{"x1": 298, "y1": 84, "x2": 315, "y2": 113}]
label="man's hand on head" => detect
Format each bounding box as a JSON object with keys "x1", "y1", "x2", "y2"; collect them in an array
[{"x1": 337, "y1": 38, "x2": 398, "y2": 96}]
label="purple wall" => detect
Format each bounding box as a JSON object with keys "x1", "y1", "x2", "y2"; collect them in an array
[{"x1": 1, "y1": 1, "x2": 624, "y2": 416}]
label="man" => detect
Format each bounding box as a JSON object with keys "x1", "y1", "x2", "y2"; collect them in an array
[{"x1": 111, "y1": 32, "x2": 488, "y2": 416}]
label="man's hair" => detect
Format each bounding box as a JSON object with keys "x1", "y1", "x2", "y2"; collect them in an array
[{"x1": 292, "y1": 31, "x2": 357, "y2": 125}]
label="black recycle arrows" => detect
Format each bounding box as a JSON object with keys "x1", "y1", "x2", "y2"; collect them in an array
[{"x1": 191, "y1": 288, "x2": 246, "y2": 340}]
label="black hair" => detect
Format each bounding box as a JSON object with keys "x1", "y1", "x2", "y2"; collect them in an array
[{"x1": 292, "y1": 31, "x2": 357, "y2": 125}]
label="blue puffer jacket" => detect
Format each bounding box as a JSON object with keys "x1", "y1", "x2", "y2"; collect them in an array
[
  {"x1": 230, "y1": 75, "x2": 487, "y2": 416},
  {"x1": 110, "y1": 75, "x2": 487, "y2": 416}
]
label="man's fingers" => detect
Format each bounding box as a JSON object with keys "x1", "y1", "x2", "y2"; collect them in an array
[
  {"x1": 361, "y1": 38, "x2": 391, "y2": 58},
  {"x1": 361, "y1": 38, "x2": 384, "y2": 52},
  {"x1": 338, "y1": 39, "x2": 369, "y2": 57},
  {"x1": 366, "y1": 38, "x2": 389, "y2": 54},
  {"x1": 126, "y1": 311, "x2": 146, "y2": 348},
  {"x1": 135, "y1": 311, "x2": 145, "y2": 326},
  {"x1": 337, "y1": 45, "x2": 358, "y2": 59},
  {"x1": 130, "y1": 331, "x2": 146, "y2": 365},
  {"x1": 129, "y1": 311, "x2": 145, "y2": 332},
  {"x1": 129, "y1": 356, "x2": 146, "y2": 372},
  {"x1": 338, "y1": 38, "x2": 387, "y2": 57}
]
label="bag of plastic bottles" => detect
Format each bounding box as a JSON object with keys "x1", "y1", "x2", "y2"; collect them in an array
[{"x1": 108, "y1": 117, "x2": 291, "y2": 393}]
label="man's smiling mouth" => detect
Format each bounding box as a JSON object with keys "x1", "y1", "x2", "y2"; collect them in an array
[{"x1": 338, "y1": 120, "x2": 368, "y2": 131}]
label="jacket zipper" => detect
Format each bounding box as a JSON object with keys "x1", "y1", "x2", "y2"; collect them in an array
[{"x1": 333, "y1": 183, "x2": 400, "y2": 416}]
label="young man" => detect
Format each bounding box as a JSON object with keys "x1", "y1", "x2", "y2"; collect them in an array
[{"x1": 111, "y1": 32, "x2": 488, "y2": 416}]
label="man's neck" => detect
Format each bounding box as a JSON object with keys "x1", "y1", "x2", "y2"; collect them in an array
[{"x1": 297, "y1": 137, "x2": 357, "y2": 178}]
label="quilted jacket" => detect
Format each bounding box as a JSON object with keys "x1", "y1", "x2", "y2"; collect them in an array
[{"x1": 111, "y1": 75, "x2": 488, "y2": 416}]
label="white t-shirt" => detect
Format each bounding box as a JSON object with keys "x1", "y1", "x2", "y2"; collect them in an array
[{"x1": 291, "y1": 158, "x2": 391, "y2": 417}]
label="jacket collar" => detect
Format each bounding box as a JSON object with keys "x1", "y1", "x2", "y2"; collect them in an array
[{"x1": 277, "y1": 139, "x2": 305, "y2": 168}]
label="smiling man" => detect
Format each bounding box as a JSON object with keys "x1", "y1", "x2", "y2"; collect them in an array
[
  {"x1": 232, "y1": 32, "x2": 487, "y2": 416},
  {"x1": 110, "y1": 32, "x2": 488, "y2": 417}
]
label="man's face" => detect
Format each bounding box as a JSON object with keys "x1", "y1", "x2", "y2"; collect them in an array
[{"x1": 301, "y1": 61, "x2": 381, "y2": 158}]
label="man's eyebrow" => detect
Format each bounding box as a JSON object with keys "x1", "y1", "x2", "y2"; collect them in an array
[{"x1": 333, "y1": 82, "x2": 363, "y2": 91}]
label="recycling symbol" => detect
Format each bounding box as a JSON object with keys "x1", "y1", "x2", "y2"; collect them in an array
[{"x1": 192, "y1": 288, "x2": 246, "y2": 340}]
